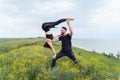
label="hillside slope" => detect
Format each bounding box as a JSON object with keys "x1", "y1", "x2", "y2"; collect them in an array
[{"x1": 0, "y1": 38, "x2": 120, "y2": 80}]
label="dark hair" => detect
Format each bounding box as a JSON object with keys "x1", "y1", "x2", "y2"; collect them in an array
[{"x1": 62, "y1": 27, "x2": 67, "y2": 31}]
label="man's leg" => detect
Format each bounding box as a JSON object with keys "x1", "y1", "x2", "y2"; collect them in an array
[
  {"x1": 66, "y1": 52, "x2": 78, "y2": 64},
  {"x1": 51, "y1": 51, "x2": 64, "y2": 68}
]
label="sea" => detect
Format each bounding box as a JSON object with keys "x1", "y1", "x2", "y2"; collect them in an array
[{"x1": 72, "y1": 39, "x2": 120, "y2": 56}]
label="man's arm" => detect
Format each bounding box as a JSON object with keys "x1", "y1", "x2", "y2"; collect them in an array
[
  {"x1": 52, "y1": 35, "x2": 61, "y2": 42},
  {"x1": 66, "y1": 18, "x2": 74, "y2": 37}
]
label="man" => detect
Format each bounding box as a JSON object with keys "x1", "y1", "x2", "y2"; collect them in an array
[{"x1": 52, "y1": 18, "x2": 78, "y2": 68}]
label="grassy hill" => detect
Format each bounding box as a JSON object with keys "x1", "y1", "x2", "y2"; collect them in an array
[{"x1": 0, "y1": 38, "x2": 120, "y2": 80}]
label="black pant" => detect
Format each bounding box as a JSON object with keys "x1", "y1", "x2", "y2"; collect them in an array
[
  {"x1": 42, "y1": 18, "x2": 66, "y2": 32},
  {"x1": 51, "y1": 51, "x2": 78, "y2": 68}
]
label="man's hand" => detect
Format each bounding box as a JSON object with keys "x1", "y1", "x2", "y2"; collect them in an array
[
  {"x1": 66, "y1": 19, "x2": 70, "y2": 25},
  {"x1": 66, "y1": 18, "x2": 74, "y2": 37}
]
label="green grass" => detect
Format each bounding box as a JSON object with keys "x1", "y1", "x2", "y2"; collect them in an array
[
  {"x1": 0, "y1": 38, "x2": 44, "y2": 54},
  {"x1": 0, "y1": 38, "x2": 120, "y2": 80}
]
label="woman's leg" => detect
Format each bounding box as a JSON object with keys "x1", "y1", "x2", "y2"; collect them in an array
[
  {"x1": 54, "y1": 18, "x2": 66, "y2": 25},
  {"x1": 46, "y1": 39, "x2": 56, "y2": 59},
  {"x1": 43, "y1": 42, "x2": 51, "y2": 48},
  {"x1": 42, "y1": 18, "x2": 74, "y2": 32},
  {"x1": 42, "y1": 18, "x2": 67, "y2": 30}
]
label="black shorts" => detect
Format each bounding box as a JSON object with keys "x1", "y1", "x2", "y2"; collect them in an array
[{"x1": 46, "y1": 34, "x2": 53, "y2": 40}]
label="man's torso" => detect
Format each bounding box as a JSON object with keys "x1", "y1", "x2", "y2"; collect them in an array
[{"x1": 59, "y1": 34, "x2": 72, "y2": 52}]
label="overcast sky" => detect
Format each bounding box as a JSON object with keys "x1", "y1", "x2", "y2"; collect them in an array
[{"x1": 0, "y1": 0, "x2": 120, "y2": 39}]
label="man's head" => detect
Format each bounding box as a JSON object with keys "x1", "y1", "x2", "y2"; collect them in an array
[{"x1": 61, "y1": 27, "x2": 67, "y2": 35}]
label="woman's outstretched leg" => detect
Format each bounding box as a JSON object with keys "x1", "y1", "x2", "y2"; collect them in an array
[
  {"x1": 54, "y1": 18, "x2": 67, "y2": 25},
  {"x1": 42, "y1": 18, "x2": 67, "y2": 32}
]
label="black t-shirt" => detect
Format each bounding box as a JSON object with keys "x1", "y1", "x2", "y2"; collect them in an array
[{"x1": 59, "y1": 34, "x2": 72, "y2": 52}]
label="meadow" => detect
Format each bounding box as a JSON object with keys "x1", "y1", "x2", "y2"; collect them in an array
[{"x1": 0, "y1": 38, "x2": 120, "y2": 80}]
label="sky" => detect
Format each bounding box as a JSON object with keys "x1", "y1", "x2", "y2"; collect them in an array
[{"x1": 0, "y1": 0, "x2": 120, "y2": 39}]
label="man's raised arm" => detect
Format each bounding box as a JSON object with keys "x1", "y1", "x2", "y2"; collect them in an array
[{"x1": 66, "y1": 18, "x2": 74, "y2": 37}]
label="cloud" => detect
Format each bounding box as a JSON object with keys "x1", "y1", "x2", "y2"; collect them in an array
[
  {"x1": 0, "y1": 14, "x2": 29, "y2": 27},
  {"x1": 0, "y1": 0, "x2": 120, "y2": 39},
  {"x1": 31, "y1": 0, "x2": 76, "y2": 15},
  {"x1": 88, "y1": 0, "x2": 120, "y2": 30},
  {"x1": 0, "y1": 0, "x2": 78, "y2": 38},
  {"x1": 81, "y1": 0, "x2": 120, "y2": 38}
]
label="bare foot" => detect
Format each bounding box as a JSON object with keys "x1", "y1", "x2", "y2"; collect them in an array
[
  {"x1": 69, "y1": 18, "x2": 74, "y2": 21},
  {"x1": 52, "y1": 54, "x2": 56, "y2": 59}
]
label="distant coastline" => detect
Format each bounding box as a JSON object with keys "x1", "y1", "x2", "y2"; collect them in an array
[{"x1": 72, "y1": 38, "x2": 120, "y2": 56}]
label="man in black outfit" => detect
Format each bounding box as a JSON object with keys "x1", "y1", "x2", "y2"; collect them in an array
[{"x1": 52, "y1": 18, "x2": 78, "y2": 68}]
